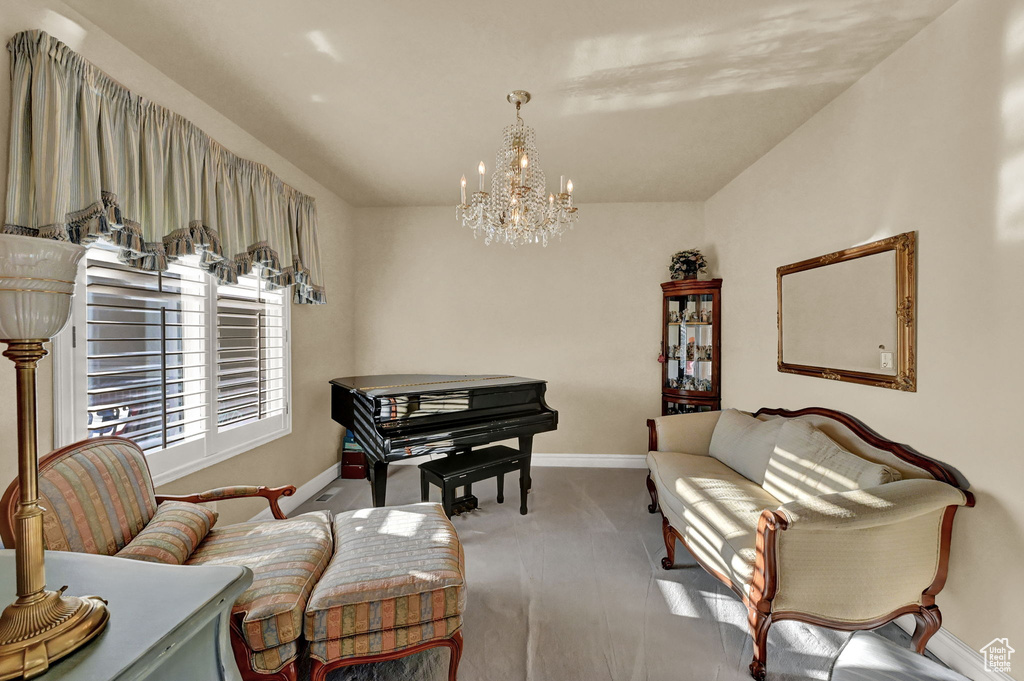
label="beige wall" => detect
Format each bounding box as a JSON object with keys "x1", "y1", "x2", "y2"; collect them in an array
[
  {"x1": 352, "y1": 203, "x2": 705, "y2": 456},
  {"x1": 705, "y1": 0, "x2": 1023, "y2": 664},
  {"x1": 0, "y1": 0, "x2": 355, "y2": 525}
]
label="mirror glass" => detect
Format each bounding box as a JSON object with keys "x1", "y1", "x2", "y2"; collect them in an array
[
  {"x1": 781, "y1": 251, "x2": 897, "y2": 375},
  {"x1": 777, "y1": 232, "x2": 916, "y2": 392}
]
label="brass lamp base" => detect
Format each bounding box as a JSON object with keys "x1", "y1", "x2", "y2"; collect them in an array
[{"x1": 0, "y1": 589, "x2": 109, "y2": 680}]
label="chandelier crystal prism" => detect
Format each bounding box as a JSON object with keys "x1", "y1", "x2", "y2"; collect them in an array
[{"x1": 457, "y1": 91, "x2": 577, "y2": 246}]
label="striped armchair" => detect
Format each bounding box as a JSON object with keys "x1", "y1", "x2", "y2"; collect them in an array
[{"x1": 0, "y1": 437, "x2": 333, "y2": 681}]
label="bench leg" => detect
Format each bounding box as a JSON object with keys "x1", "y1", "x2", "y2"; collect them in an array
[
  {"x1": 442, "y1": 482, "x2": 455, "y2": 518},
  {"x1": 519, "y1": 468, "x2": 528, "y2": 515},
  {"x1": 465, "y1": 483, "x2": 473, "y2": 497},
  {"x1": 496, "y1": 473, "x2": 504, "y2": 503},
  {"x1": 420, "y1": 472, "x2": 429, "y2": 502}
]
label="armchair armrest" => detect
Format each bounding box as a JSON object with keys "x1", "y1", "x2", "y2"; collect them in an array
[
  {"x1": 646, "y1": 410, "x2": 721, "y2": 454},
  {"x1": 156, "y1": 485, "x2": 296, "y2": 520},
  {"x1": 776, "y1": 479, "x2": 970, "y2": 531},
  {"x1": 754, "y1": 479, "x2": 971, "y2": 622}
]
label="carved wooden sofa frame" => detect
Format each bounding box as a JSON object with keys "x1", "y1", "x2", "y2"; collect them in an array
[
  {"x1": 0, "y1": 437, "x2": 300, "y2": 681},
  {"x1": 645, "y1": 407, "x2": 974, "y2": 680}
]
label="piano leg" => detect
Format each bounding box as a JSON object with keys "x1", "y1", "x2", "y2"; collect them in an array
[
  {"x1": 518, "y1": 435, "x2": 534, "y2": 491},
  {"x1": 369, "y1": 460, "x2": 389, "y2": 507}
]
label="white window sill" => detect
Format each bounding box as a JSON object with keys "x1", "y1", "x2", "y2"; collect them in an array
[{"x1": 150, "y1": 425, "x2": 291, "y2": 488}]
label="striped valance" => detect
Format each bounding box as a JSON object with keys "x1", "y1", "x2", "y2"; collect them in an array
[{"x1": 3, "y1": 30, "x2": 326, "y2": 304}]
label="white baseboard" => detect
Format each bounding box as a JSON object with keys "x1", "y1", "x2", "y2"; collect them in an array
[
  {"x1": 895, "y1": 616, "x2": 1014, "y2": 680},
  {"x1": 532, "y1": 453, "x2": 648, "y2": 468},
  {"x1": 248, "y1": 463, "x2": 340, "y2": 521},
  {"x1": 393, "y1": 452, "x2": 647, "y2": 469}
]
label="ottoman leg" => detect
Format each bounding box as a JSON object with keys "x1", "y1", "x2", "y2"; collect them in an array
[
  {"x1": 309, "y1": 659, "x2": 329, "y2": 681},
  {"x1": 420, "y1": 472, "x2": 429, "y2": 502},
  {"x1": 496, "y1": 473, "x2": 505, "y2": 503},
  {"x1": 447, "y1": 629, "x2": 465, "y2": 681}
]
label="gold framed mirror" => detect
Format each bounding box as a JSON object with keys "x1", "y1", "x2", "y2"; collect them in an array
[{"x1": 777, "y1": 232, "x2": 916, "y2": 391}]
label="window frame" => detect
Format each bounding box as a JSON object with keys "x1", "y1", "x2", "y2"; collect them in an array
[{"x1": 52, "y1": 251, "x2": 292, "y2": 486}]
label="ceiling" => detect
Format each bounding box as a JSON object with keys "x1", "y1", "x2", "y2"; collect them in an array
[{"x1": 63, "y1": 0, "x2": 958, "y2": 207}]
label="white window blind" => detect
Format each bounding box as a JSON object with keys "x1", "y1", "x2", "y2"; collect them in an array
[
  {"x1": 85, "y1": 250, "x2": 208, "y2": 451},
  {"x1": 54, "y1": 246, "x2": 291, "y2": 484},
  {"x1": 216, "y1": 276, "x2": 287, "y2": 429}
]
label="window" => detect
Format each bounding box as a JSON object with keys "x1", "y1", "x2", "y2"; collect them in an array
[{"x1": 53, "y1": 246, "x2": 291, "y2": 485}]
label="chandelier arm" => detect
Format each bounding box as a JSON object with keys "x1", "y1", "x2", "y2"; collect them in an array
[{"x1": 458, "y1": 90, "x2": 577, "y2": 247}]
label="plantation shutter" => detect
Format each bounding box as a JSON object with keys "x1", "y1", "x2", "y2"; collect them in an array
[
  {"x1": 215, "y1": 276, "x2": 287, "y2": 428},
  {"x1": 85, "y1": 248, "x2": 209, "y2": 452}
]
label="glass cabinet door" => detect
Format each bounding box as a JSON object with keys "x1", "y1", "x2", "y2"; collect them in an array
[{"x1": 664, "y1": 293, "x2": 715, "y2": 395}]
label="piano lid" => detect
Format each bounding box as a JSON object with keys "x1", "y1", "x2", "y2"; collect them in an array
[{"x1": 329, "y1": 374, "x2": 547, "y2": 398}]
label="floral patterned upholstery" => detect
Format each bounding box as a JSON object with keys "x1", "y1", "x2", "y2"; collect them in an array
[
  {"x1": 304, "y1": 503, "x2": 465, "y2": 660},
  {"x1": 187, "y1": 510, "x2": 333, "y2": 652},
  {"x1": 37, "y1": 438, "x2": 157, "y2": 555}
]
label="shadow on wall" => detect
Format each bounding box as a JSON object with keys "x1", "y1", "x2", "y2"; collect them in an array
[
  {"x1": 999, "y1": 3, "x2": 1024, "y2": 241},
  {"x1": 560, "y1": 0, "x2": 956, "y2": 114}
]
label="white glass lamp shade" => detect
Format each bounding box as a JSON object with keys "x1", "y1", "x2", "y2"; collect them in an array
[{"x1": 0, "y1": 233, "x2": 85, "y2": 340}]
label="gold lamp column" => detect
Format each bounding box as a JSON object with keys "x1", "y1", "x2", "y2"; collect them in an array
[{"x1": 0, "y1": 234, "x2": 108, "y2": 679}]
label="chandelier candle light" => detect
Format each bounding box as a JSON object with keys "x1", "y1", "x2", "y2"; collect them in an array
[{"x1": 457, "y1": 91, "x2": 578, "y2": 246}]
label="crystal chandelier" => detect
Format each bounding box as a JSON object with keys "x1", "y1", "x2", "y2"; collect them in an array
[{"x1": 457, "y1": 90, "x2": 577, "y2": 247}]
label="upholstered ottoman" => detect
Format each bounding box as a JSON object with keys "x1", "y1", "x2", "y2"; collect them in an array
[{"x1": 304, "y1": 503, "x2": 467, "y2": 681}]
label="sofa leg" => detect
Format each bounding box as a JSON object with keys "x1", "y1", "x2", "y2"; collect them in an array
[
  {"x1": 646, "y1": 474, "x2": 659, "y2": 513},
  {"x1": 911, "y1": 605, "x2": 941, "y2": 654},
  {"x1": 660, "y1": 517, "x2": 676, "y2": 570},
  {"x1": 747, "y1": 607, "x2": 771, "y2": 681}
]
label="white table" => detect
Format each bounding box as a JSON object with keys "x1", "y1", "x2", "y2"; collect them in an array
[{"x1": 0, "y1": 550, "x2": 252, "y2": 681}]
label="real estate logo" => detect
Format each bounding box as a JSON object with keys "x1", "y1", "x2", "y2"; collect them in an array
[{"x1": 980, "y1": 638, "x2": 1014, "y2": 674}]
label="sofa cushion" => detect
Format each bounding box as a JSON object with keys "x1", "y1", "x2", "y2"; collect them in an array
[
  {"x1": 305, "y1": 503, "x2": 465, "y2": 644},
  {"x1": 708, "y1": 409, "x2": 784, "y2": 483},
  {"x1": 186, "y1": 510, "x2": 333, "y2": 651},
  {"x1": 115, "y1": 501, "x2": 217, "y2": 564},
  {"x1": 764, "y1": 420, "x2": 901, "y2": 504},
  {"x1": 648, "y1": 450, "x2": 781, "y2": 590}
]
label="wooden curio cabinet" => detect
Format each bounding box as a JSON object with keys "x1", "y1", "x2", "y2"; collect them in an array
[{"x1": 660, "y1": 278, "x2": 721, "y2": 415}]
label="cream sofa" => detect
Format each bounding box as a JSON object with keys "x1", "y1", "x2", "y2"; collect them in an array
[{"x1": 645, "y1": 407, "x2": 973, "y2": 680}]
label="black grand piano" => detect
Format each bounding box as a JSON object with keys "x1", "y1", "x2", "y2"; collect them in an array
[{"x1": 330, "y1": 374, "x2": 558, "y2": 506}]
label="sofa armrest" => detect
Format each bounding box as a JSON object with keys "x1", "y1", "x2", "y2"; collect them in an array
[
  {"x1": 776, "y1": 479, "x2": 969, "y2": 531},
  {"x1": 755, "y1": 479, "x2": 970, "y2": 622},
  {"x1": 647, "y1": 410, "x2": 721, "y2": 455},
  {"x1": 156, "y1": 485, "x2": 296, "y2": 520}
]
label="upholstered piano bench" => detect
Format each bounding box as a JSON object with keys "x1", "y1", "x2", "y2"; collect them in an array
[{"x1": 303, "y1": 503, "x2": 467, "y2": 681}]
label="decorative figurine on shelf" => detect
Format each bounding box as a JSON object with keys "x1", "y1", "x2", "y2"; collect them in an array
[
  {"x1": 668, "y1": 311, "x2": 680, "y2": 323},
  {"x1": 700, "y1": 308, "x2": 712, "y2": 323},
  {"x1": 669, "y1": 344, "x2": 680, "y2": 360},
  {"x1": 686, "y1": 310, "x2": 700, "y2": 322},
  {"x1": 686, "y1": 342, "x2": 695, "y2": 361},
  {"x1": 669, "y1": 249, "x2": 708, "y2": 281}
]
